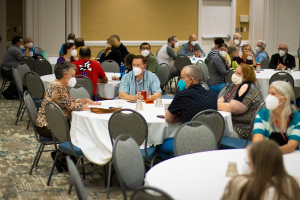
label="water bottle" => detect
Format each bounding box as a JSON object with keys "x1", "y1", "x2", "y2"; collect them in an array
[
  {"x1": 120, "y1": 62, "x2": 125, "y2": 77},
  {"x1": 192, "y1": 55, "x2": 195, "y2": 61}
]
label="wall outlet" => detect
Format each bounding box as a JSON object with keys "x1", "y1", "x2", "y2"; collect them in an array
[
  {"x1": 244, "y1": 27, "x2": 246, "y2": 32},
  {"x1": 235, "y1": 28, "x2": 239, "y2": 32}
]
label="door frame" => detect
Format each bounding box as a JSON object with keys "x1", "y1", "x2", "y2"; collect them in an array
[{"x1": 0, "y1": 0, "x2": 6, "y2": 64}]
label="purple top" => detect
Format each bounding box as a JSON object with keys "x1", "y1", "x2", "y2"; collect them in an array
[{"x1": 56, "y1": 56, "x2": 65, "y2": 65}]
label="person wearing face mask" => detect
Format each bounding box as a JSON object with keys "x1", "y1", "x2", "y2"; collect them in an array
[
  {"x1": 158, "y1": 65, "x2": 217, "y2": 160},
  {"x1": 254, "y1": 40, "x2": 267, "y2": 64},
  {"x1": 222, "y1": 140, "x2": 300, "y2": 200},
  {"x1": 111, "y1": 34, "x2": 129, "y2": 63},
  {"x1": 204, "y1": 38, "x2": 224, "y2": 64},
  {"x1": 139, "y1": 42, "x2": 157, "y2": 73},
  {"x1": 218, "y1": 63, "x2": 262, "y2": 139},
  {"x1": 269, "y1": 43, "x2": 295, "y2": 70},
  {"x1": 208, "y1": 43, "x2": 231, "y2": 93},
  {"x1": 230, "y1": 33, "x2": 246, "y2": 55},
  {"x1": 74, "y1": 38, "x2": 85, "y2": 57},
  {"x1": 253, "y1": 81, "x2": 300, "y2": 153},
  {"x1": 239, "y1": 44, "x2": 256, "y2": 67},
  {"x1": 1, "y1": 36, "x2": 29, "y2": 99},
  {"x1": 59, "y1": 33, "x2": 75, "y2": 56},
  {"x1": 21, "y1": 36, "x2": 40, "y2": 56},
  {"x1": 56, "y1": 43, "x2": 78, "y2": 65},
  {"x1": 118, "y1": 55, "x2": 162, "y2": 100},
  {"x1": 180, "y1": 34, "x2": 205, "y2": 58},
  {"x1": 99, "y1": 37, "x2": 123, "y2": 66},
  {"x1": 112, "y1": 54, "x2": 135, "y2": 81},
  {"x1": 227, "y1": 45, "x2": 243, "y2": 69}
]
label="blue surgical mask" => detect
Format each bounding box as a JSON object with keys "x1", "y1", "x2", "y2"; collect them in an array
[{"x1": 178, "y1": 79, "x2": 188, "y2": 90}]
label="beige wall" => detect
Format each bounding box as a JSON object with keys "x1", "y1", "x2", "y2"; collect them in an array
[
  {"x1": 236, "y1": 0, "x2": 249, "y2": 40},
  {"x1": 6, "y1": 0, "x2": 23, "y2": 42}
]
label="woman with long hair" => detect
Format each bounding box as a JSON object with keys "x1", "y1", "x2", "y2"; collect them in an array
[
  {"x1": 222, "y1": 140, "x2": 300, "y2": 200},
  {"x1": 253, "y1": 81, "x2": 300, "y2": 153},
  {"x1": 99, "y1": 36, "x2": 123, "y2": 66}
]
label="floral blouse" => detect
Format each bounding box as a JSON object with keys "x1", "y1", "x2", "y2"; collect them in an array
[{"x1": 35, "y1": 79, "x2": 83, "y2": 128}]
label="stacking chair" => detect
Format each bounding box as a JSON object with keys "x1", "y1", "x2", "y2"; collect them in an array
[
  {"x1": 227, "y1": 69, "x2": 235, "y2": 85},
  {"x1": 25, "y1": 71, "x2": 45, "y2": 108},
  {"x1": 34, "y1": 47, "x2": 43, "y2": 55},
  {"x1": 112, "y1": 134, "x2": 146, "y2": 200},
  {"x1": 269, "y1": 72, "x2": 294, "y2": 88},
  {"x1": 156, "y1": 63, "x2": 170, "y2": 92},
  {"x1": 131, "y1": 186, "x2": 174, "y2": 200},
  {"x1": 218, "y1": 86, "x2": 227, "y2": 98},
  {"x1": 173, "y1": 121, "x2": 216, "y2": 156},
  {"x1": 192, "y1": 109, "x2": 225, "y2": 148},
  {"x1": 12, "y1": 67, "x2": 26, "y2": 125},
  {"x1": 33, "y1": 58, "x2": 52, "y2": 76},
  {"x1": 75, "y1": 75, "x2": 94, "y2": 98},
  {"x1": 100, "y1": 59, "x2": 120, "y2": 73},
  {"x1": 156, "y1": 49, "x2": 160, "y2": 57},
  {"x1": 196, "y1": 61, "x2": 209, "y2": 83},
  {"x1": 16, "y1": 63, "x2": 31, "y2": 87},
  {"x1": 175, "y1": 55, "x2": 191, "y2": 73},
  {"x1": 54, "y1": 64, "x2": 58, "y2": 73},
  {"x1": 176, "y1": 48, "x2": 182, "y2": 56},
  {"x1": 97, "y1": 50, "x2": 104, "y2": 58},
  {"x1": 70, "y1": 84, "x2": 91, "y2": 99},
  {"x1": 20, "y1": 56, "x2": 35, "y2": 71},
  {"x1": 200, "y1": 81, "x2": 209, "y2": 90},
  {"x1": 66, "y1": 156, "x2": 87, "y2": 200},
  {"x1": 298, "y1": 48, "x2": 300, "y2": 68},
  {"x1": 261, "y1": 57, "x2": 269, "y2": 69},
  {"x1": 24, "y1": 91, "x2": 54, "y2": 175},
  {"x1": 0, "y1": 75, "x2": 10, "y2": 99}
]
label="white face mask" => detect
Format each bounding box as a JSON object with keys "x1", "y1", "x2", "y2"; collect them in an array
[
  {"x1": 255, "y1": 47, "x2": 261, "y2": 53},
  {"x1": 19, "y1": 45, "x2": 24, "y2": 50},
  {"x1": 279, "y1": 50, "x2": 285, "y2": 57},
  {"x1": 174, "y1": 42, "x2": 179, "y2": 48},
  {"x1": 141, "y1": 50, "x2": 150, "y2": 57},
  {"x1": 219, "y1": 50, "x2": 227, "y2": 57},
  {"x1": 68, "y1": 40, "x2": 74, "y2": 43},
  {"x1": 67, "y1": 77, "x2": 77, "y2": 87},
  {"x1": 191, "y1": 41, "x2": 197, "y2": 46},
  {"x1": 28, "y1": 42, "x2": 33, "y2": 48},
  {"x1": 265, "y1": 95, "x2": 283, "y2": 110},
  {"x1": 231, "y1": 73, "x2": 243, "y2": 85},
  {"x1": 247, "y1": 55, "x2": 253, "y2": 60},
  {"x1": 234, "y1": 39, "x2": 240, "y2": 45},
  {"x1": 71, "y1": 49, "x2": 77, "y2": 57},
  {"x1": 133, "y1": 67, "x2": 143, "y2": 76}
]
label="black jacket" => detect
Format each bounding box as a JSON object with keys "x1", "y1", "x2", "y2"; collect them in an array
[
  {"x1": 99, "y1": 48, "x2": 123, "y2": 66},
  {"x1": 118, "y1": 43, "x2": 129, "y2": 63},
  {"x1": 269, "y1": 53, "x2": 295, "y2": 69}
]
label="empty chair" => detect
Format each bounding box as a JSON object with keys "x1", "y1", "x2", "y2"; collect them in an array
[
  {"x1": 97, "y1": 50, "x2": 104, "y2": 58},
  {"x1": 100, "y1": 59, "x2": 120, "y2": 73},
  {"x1": 16, "y1": 63, "x2": 31, "y2": 87},
  {"x1": 20, "y1": 56, "x2": 35, "y2": 71},
  {"x1": 200, "y1": 81, "x2": 209, "y2": 90},
  {"x1": 176, "y1": 48, "x2": 182, "y2": 56},
  {"x1": 131, "y1": 186, "x2": 174, "y2": 200},
  {"x1": 226, "y1": 69, "x2": 235, "y2": 85},
  {"x1": 25, "y1": 71, "x2": 45, "y2": 108},
  {"x1": 156, "y1": 63, "x2": 170, "y2": 91},
  {"x1": 75, "y1": 75, "x2": 94, "y2": 98},
  {"x1": 12, "y1": 67, "x2": 26, "y2": 125},
  {"x1": 197, "y1": 62, "x2": 209, "y2": 83},
  {"x1": 173, "y1": 121, "x2": 216, "y2": 157},
  {"x1": 70, "y1": 84, "x2": 90, "y2": 99},
  {"x1": 269, "y1": 72, "x2": 294, "y2": 88},
  {"x1": 34, "y1": 58, "x2": 52, "y2": 76},
  {"x1": 175, "y1": 55, "x2": 191, "y2": 72},
  {"x1": 261, "y1": 57, "x2": 269, "y2": 69},
  {"x1": 192, "y1": 109, "x2": 225, "y2": 148}
]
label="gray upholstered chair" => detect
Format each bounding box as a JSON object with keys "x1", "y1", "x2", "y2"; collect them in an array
[
  {"x1": 70, "y1": 84, "x2": 90, "y2": 99},
  {"x1": 100, "y1": 59, "x2": 120, "y2": 73},
  {"x1": 97, "y1": 50, "x2": 104, "y2": 58},
  {"x1": 75, "y1": 75, "x2": 94, "y2": 98},
  {"x1": 269, "y1": 72, "x2": 294, "y2": 88},
  {"x1": 218, "y1": 86, "x2": 227, "y2": 98},
  {"x1": 156, "y1": 63, "x2": 170, "y2": 91},
  {"x1": 34, "y1": 47, "x2": 43, "y2": 54},
  {"x1": 112, "y1": 134, "x2": 146, "y2": 200},
  {"x1": 12, "y1": 67, "x2": 26, "y2": 125},
  {"x1": 200, "y1": 81, "x2": 209, "y2": 90},
  {"x1": 173, "y1": 121, "x2": 216, "y2": 157},
  {"x1": 175, "y1": 54, "x2": 191, "y2": 73},
  {"x1": 33, "y1": 58, "x2": 52, "y2": 76},
  {"x1": 261, "y1": 56, "x2": 269, "y2": 69},
  {"x1": 131, "y1": 186, "x2": 174, "y2": 200},
  {"x1": 17, "y1": 63, "x2": 31, "y2": 87},
  {"x1": 197, "y1": 61, "x2": 209, "y2": 83},
  {"x1": 25, "y1": 71, "x2": 45, "y2": 105},
  {"x1": 66, "y1": 156, "x2": 87, "y2": 200},
  {"x1": 192, "y1": 109, "x2": 225, "y2": 148},
  {"x1": 176, "y1": 48, "x2": 182, "y2": 56},
  {"x1": 20, "y1": 56, "x2": 35, "y2": 71},
  {"x1": 226, "y1": 69, "x2": 235, "y2": 85}
]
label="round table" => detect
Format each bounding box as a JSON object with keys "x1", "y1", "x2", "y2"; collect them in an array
[
  {"x1": 190, "y1": 57, "x2": 206, "y2": 65},
  {"x1": 144, "y1": 149, "x2": 300, "y2": 200},
  {"x1": 69, "y1": 100, "x2": 233, "y2": 165},
  {"x1": 255, "y1": 69, "x2": 300, "y2": 99}
]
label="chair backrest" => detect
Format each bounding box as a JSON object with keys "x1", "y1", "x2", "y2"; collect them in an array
[
  {"x1": 269, "y1": 72, "x2": 294, "y2": 88},
  {"x1": 192, "y1": 109, "x2": 225, "y2": 148},
  {"x1": 174, "y1": 121, "x2": 216, "y2": 156},
  {"x1": 97, "y1": 50, "x2": 104, "y2": 58},
  {"x1": 265, "y1": 51, "x2": 270, "y2": 59},
  {"x1": 261, "y1": 56, "x2": 269, "y2": 69},
  {"x1": 66, "y1": 156, "x2": 87, "y2": 200},
  {"x1": 156, "y1": 49, "x2": 160, "y2": 57},
  {"x1": 227, "y1": 69, "x2": 235, "y2": 84},
  {"x1": 113, "y1": 134, "x2": 145, "y2": 192},
  {"x1": 131, "y1": 186, "x2": 174, "y2": 200},
  {"x1": 176, "y1": 48, "x2": 182, "y2": 56},
  {"x1": 24, "y1": 91, "x2": 38, "y2": 127},
  {"x1": 175, "y1": 55, "x2": 191, "y2": 72},
  {"x1": 34, "y1": 47, "x2": 43, "y2": 54},
  {"x1": 197, "y1": 62, "x2": 209, "y2": 83},
  {"x1": 12, "y1": 67, "x2": 24, "y2": 100},
  {"x1": 33, "y1": 58, "x2": 52, "y2": 76},
  {"x1": 17, "y1": 63, "x2": 31, "y2": 87},
  {"x1": 25, "y1": 71, "x2": 45, "y2": 99},
  {"x1": 20, "y1": 56, "x2": 35, "y2": 71},
  {"x1": 54, "y1": 64, "x2": 58, "y2": 73},
  {"x1": 206, "y1": 59, "x2": 212, "y2": 72},
  {"x1": 70, "y1": 84, "x2": 91, "y2": 99},
  {"x1": 75, "y1": 75, "x2": 94, "y2": 98},
  {"x1": 297, "y1": 48, "x2": 300, "y2": 68},
  {"x1": 156, "y1": 63, "x2": 170, "y2": 89},
  {"x1": 200, "y1": 81, "x2": 209, "y2": 90},
  {"x1": 100, "y1": 59, "x2": 120, "y2": 73},
  {"x1": 218, "y1": 86, "x2": 227, "y2": 98}
]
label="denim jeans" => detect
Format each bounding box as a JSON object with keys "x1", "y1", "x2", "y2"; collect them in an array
[{"x1": 209, "y1": 83, "x2": 227, "y2": 94}]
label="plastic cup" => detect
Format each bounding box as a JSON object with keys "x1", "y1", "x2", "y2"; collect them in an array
[
  {"x1": 287, "y1": 68, "x2": 292, "y2": 74},
  {"x1": 42, "y1": 51, "x2": 47, "y2": 58},
  {"x1": 155, "y1": 99, "x2": 163, "y2": 107},
  {"x1": 116, "y1": 100, "x2": 124, "y2": 108},
  {"x1": 256, "y1": 65, "x2": 261, "y2": 73},
  {"x1": 226, "y1": 162, "x2": 239, "y2": 177},
  {"x1": 135, "y1": 100, "x2": 143, "y2": 111}
]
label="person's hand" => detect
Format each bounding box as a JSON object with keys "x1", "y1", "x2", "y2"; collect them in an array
[
  {"x1": 276, "y1": 64, "x2": 283, "y2": 70},
  {"x1": 230, "y1": 40, "x2": 235, "y2": 46},
  {"x1": 134, "y1": 92, "x2": 143, "y2": 100},
  {"x1": 25, "y1": 43, "x2": 30, "y2": 49},
  {"x1": 82, "y1": 104, "x2": 90, "y2": 111},
  {"x1": 282, "y1": 65, "x2": 287, "y2": 70},
  {"x1": 218, "y1": 97, "x2": 225, "y2": 103},
  {"x1": 112, "y1": 76, "x2": 119, "y2": 80},
  {"x1": 247, "y1": 52, "x2": 254, "y2": 58},
  {"x1": 147, "y1": 91, "x2": 152, "y2": 100}
]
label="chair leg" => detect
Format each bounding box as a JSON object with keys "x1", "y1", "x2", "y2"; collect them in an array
[
  {"x1": 47, "y1": 151, "x2": 60, "y2": 186},
  {"x1": 20, "y1": 105, "x2": 26, "y2": 121},
  {"x1": 16, "y1": 101, "x2": 22, "y2": 117},
  {"x1": 106, "y1": 161, "x2": 112, "y2": 199},
  {"x1": 36, "y1": 144, "x2": 45, "y2": 166},
  {"x1": 29, "y1": 144, "x2": 43, "y2": 175},
  {"x1": 26, "y1": 120, "x2": 30, "y2": 130},
  {"x1": 15, "y1": 102, "x2": 24, "y2": 125},
  {"x1": 103, "y1": 164, "x2": 107, "y2": 187},
  {"x1": 81, "y1": 158, "x2": 86, "y2": 180},
  {"x1": 68, "y1": 155, "x2": 84, "y2": 195}
]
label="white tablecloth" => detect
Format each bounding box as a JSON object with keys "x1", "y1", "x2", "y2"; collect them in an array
[
  {"x1": 255, "y1": 69, "x2": 300, "y2": 99},
  {"x1": 190, "y1": 57, "x2": 206, "y2": 65},
  {"x1": 144, "y1": 149, "x2": 300, "y2": 200},
  {"x1": 70, "y1": 99, "x2": 233, "y2": 165}
]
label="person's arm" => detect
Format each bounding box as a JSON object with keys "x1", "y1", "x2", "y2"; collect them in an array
[
  {"x1": 281, "y1": 140, "x2": 299, "y2": 154},
  {"x1": 196, "y1": 44, "x2": 205, "y2": 57},
  {"x1": 165, "y1": 110, "x2": 181, "y2": 123},
  {"x1": 24, "y1": 44, "x2": 30, "y2": 56},
  {"x1": 59, "y1": 44, "x2": 64, "y2": 55},
  {"x1": 98, "y1": 76, "x2": 108, "y2": 83},
  {"x1": 147, "y1": 92, "x2": 162, "y2": 100},
  {"x1": 99, "y1": 48, "x2": 113, "y2": 63},
  {"x1": 252, "y1": 111, "x2": 266, "y2": 142},
  {"x1": 97, "y1": 63, "x2": 108, "y2": 83},
  {"x1": 52, "y1": 86, "x2": 84, "y2": 111},
  {"x1": 269, "y1": 55, "x2": 278, "y2": 69},
  {"x1": 166, "y1": 46, "x2": 177, "y2": 59},
  {"x1": 179, "y1": 45, "x2": 193, "y2": 57},
  {"x1": 213, "y1": 57, "x2": 230, "y2": 75},
  {"x1": 148, "y1": 73, "x2": 162, "y2": 100},
  {"x1": 286, "y1": 55, "x2": 296, "y2": 69},
  {"x1": 119, "y1": 91, "x2": 142, "y2": 100}
]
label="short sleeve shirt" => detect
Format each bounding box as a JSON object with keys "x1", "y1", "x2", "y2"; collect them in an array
[
  {"x1": 168, "y1": 84, "x2": 218, "y2": 124},
  {"x1": 73, "y1": 59, "x2": 106, "y2": 95},
  {"x1": 1, "y1": 45, "x2": 24, "y2": 70}
]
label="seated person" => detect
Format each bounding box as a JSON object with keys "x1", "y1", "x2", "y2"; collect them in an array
[
  {"x1": 112, "y1": 54, "x2": 134, "y2": 81},
  {"x1": 218, "y1": 63, "x2": 262, "y2": 139},
  {"x1": 139, "y1": 42, "x2": 157, "y2": 73},
  {"x1": 74, "y1": 38, "x2": 85, "y2": 57},
  {"x1": 239, "y1": 44, "x2": 256, "y2": 67},
  {"x1": 22, "y1": 36, "x2": 40, "y2": 56},
  {"x1": 255, "y1": 40, "x2": 267, "y2": 64},
  {"x1": 180, "y1": 34, "x2": 205, "y2": 57},
  {"x1": 221, "y1": 140, "x2": 300, "y2": 200},
  {"x1": 73, "y1": 46, "x2": 108, "y2": 96},
  {"x1": 99, "y1": 37, "x2": 123, "y2": 66},
  {"x1": 207, "y1": 43, "x2": 231, "y2": 93},
  {"x1": 57, "y1": 42, "x2": 78, "y2": 65},
  {"x1": 227, "y1": 45, "x2": 243, "y2": 69},
  {"x1": 253, "y1": 81, "x2": 300, "y2": 154},
  {"x1": 118, "y1": 55, "x2": 162, "y2": 100},
  {"x1": 230, "y1": 33, "x2": 246, "y2": 55},
  {"x1": 205, "y1": 38, "x2": 224, "y2": 64},
  {"x1": 269, "y1": 43, "x2": 295, "y2": 70},
  {"x1": 158, "y1": 65, "x2": 218, "y2": 160},
  {"x1": 35, "y1": 61, "x2": 100, "y2": 138},
  {"x1": 111, "y1": 34, "x2": 129, "y2": 63},
  {"x1": 59, "y1": 33, "x2": 75, "y2": 56}
]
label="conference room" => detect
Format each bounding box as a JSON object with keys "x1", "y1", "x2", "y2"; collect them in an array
[{"x1": 0, "y1": 0, "x2": 300, "y2": 199}]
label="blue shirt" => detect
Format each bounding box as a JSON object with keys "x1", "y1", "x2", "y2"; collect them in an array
[
  {"x1": 255, "y1": 51, "x2": 267, "y2": 63},
  {"x1": 168, "y1": 84, "x2": 218, "y2": 124},
  {"x1": 21, "y1": 47, "x2": 40, "y2": 56},
  {"x1": 59, "y1": 44, "x2": 65, "y2": 55},
  {"x1": 119, "y1": 70, "x2": 162, "y2": 96},
  {"x1": 253, "y1": 109, "x2": 300, "y2": 149}
]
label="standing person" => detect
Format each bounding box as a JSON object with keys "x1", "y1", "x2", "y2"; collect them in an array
[
  {"x1": 56, "y1": 43, "x2": 78, "y2": 65},
  {"x1": 139, "y1": 42, "x2": 157, "y2": 73},
  {"x1": 22, "y1": 36, "x2": 40, "y2": 56},
  {"x1": 111, "y1": 34, "x2": 129, "y2": 63},
  {"x1": 180, "y1": 34, "x2": 205, "y2": 57},
  {"x1": 239, "y1": 44, "x2": 256, "y2": 67},
  {"x1": 269, "y1": 43, "x2": 295, "y2": 70},
  {"x1": 205, "y1": 38, "x2": 224, "y2": 64},
  {"x1": 254, "y1": 40, "x2": 267, "y2": 64},
  {"x1": 59, "y1": 33, "x2": 75, "y2": 56},
  {"x1": 1, "y1": 36, "x2": 29, "y2": 99},
  {"x1": 229, "y1": 33, "x2": 246, "y2": 55},
  {"x1": 99, "y1": 37, "x2": 123, "y2": 66}
]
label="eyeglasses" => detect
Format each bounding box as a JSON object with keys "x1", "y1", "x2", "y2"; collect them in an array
[{"x1": 278, "y1": 48, "x2": 287, "y2": 50}]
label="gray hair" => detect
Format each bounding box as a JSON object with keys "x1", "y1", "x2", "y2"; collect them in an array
[
  {"x1": 279, "y1": 42, "x2": 289, "y2": 50},
  {"x1": 184, "y1": 65, "x2": 202, "y2": 82},
  {"x1": 55, "y1": 61, "x2": 76, "y2": 79},
  {"x1": 257, "y1": 40, "x2": 266, "y2": 49},
  {"x1": 227, "y1": 45, "x2": 238, "y2": 55},
  {"x1": 233, "y1": 33, "x2": 241, "y2": 38},
  {"x1": 24, "y1": 36, "x2": 32, "y2": 44}
]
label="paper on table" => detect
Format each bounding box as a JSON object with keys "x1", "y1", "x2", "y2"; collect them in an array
[{"x1": 87, "y1": 105, "x2": 110, "y2": 108}]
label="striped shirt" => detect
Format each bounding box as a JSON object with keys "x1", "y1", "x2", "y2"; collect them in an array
[
  {"x1": 205, "y1": 49, "x2": 218, "y2": 64},
  {"x1": 253, "y1": 109, "x2": 300, "y2": 149}
]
